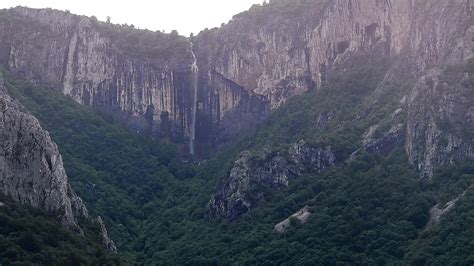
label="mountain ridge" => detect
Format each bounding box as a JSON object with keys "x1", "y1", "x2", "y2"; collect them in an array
[
  {"x1": 0, "y1": 73, "x2": 88, "y2": 229},
  {"x1": 1, "y1": 1, "x2": 471, "y2": 155},
  {"x1": 0, "y1": 1, "x2": 473, "y2": 264}
]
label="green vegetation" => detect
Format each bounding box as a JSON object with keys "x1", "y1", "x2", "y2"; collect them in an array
[
  {"x1": 239, "y1": 0, "x2": 328, "y2": 30},
  {"x1": 4, "y1": 71, "x2": 195, "y2": 256},
  {"x1": 0, "y1": 7, "x2": 189, "y2": 63},
  {"x1": 403, "y1": 163, "x2": 474, "y2": 265},
  {"x1": 2, "y1": 58, "x2": 473, "y2": 264},
  {"x1": 0, "y1": 194, "x2": 122, "y2": 265},
  {"x1": 226, "y1": 55, "x2": 409, "y2": 164},
  {"x1": 94, "y1": 21, "x2": 189, "y2": 61}
]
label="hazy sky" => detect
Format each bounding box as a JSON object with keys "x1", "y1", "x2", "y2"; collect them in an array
[{"x1": 0, "y1": 0, "x2": 264, "y2": 36}]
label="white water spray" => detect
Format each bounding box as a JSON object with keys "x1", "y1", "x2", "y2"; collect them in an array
[{"x1": 190, "y1": 42, "x2": 199, "y2": 157}]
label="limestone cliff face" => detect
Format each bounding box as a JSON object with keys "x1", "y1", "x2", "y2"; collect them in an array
[
  {"x1": 0, "y1": 1, "x2": 471, "y2": 224},
  {"x1": 0, "y1": 7, "x2": 268, "y2": 151},
  {"x1": 208, "y1": 140, "x2": 335, "y2": 219},
  {"x1": 196, "y1": 0, "x2": 472, "y2": 109},
  {"x1": 0, "y1": 75, "x2": 87, "y2": 228},
  {"x1": 97, "y1": 216, "x2": 117, "y2": 252},
  {"x1": 362, "y1": 58, "x2": 473, "y2": 179},
  {"x1": 0, "y1": 76, "x2": 117, "y2": 250},
  {"x1": 0, "y1": 7, "x2": 193, "y2": 140},
  {"x1": 206, "y1": 0, "x2": 472, "y2": 218},
  {"x1": 405, "y1": 64, "x2": 474, "y2": 179},
  {"x1": 0, "y1": 1, "x2": 471, "y2": 153}
]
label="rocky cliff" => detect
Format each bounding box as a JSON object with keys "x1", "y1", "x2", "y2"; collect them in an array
[
  {"x1": 274, "y1": 206, "x2": 311, "y2": 233},
  {"x1": 0, "y1": 7, "x2": 193, "y2": 141},
  {"x1": 208, "y1": 140, "x2": 335, "y2": 219},
  {"x1": 361, "y1": 59, "x2": 474, "y2": 180},
  {"x1": 0, "y1": 7, "x2": 268, "y2": 153},
  {"x1": 406, "y1": 64, "x2": 474, "y2": 180},
  {"x1": 206, "y1": 0, "x2": 472, "y2": 218},
  {"x1": 0, "y1": 1, "x2": 471, "y2": 155},
  {"x1": 0, "y1": 73, "x2": 118, "y2": 250},
  {"x1": 0, "y1": 74, "x2": 87, "y2": 228},
  {"x1": 196, "y1": 0, "x2": 472, "y2": 108}
]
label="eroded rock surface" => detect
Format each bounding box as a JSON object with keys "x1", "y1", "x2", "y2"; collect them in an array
[
  {"x1": 0, "y1": 75, "x2": 87, "y2": 228},
  {"x1": 208, "y1": 140, "x2": 334, "y2": 219},
  {"x1": 405, "y1": 68, "x2": 474, "y2": 179},
  {"x1": 274, "y1": 206, "x2": 311, "y2": 233},
  {"x1": 97, "y1": 216, "x2": 118, "y2": 252},
  {"x1": 0, "y1": 1, "x2": 471, "y2": 151},
  {"x1": 425, "y1": 186, "x2": 472, "y2": 230},
  {"x1": 0, "y1": 75, "x2": 116, "y2": 249},
  {"x1": 197, "y1": 0, "x2": 472, "y2": 109}
]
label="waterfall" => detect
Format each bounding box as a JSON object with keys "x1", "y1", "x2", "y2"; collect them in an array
[
  {"x1": 190, "y1": 42, "x2": 199, "y2": 157},
  {"x1": 63, "y1": 32, "x2": 78, "y2": 97}
]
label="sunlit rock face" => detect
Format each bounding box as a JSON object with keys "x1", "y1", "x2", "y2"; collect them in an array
[{"x1": 0, "y1": 1, "x2": 471, "y2": 153}]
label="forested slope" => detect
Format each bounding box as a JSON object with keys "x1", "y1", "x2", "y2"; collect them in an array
[{"x1": 4, "y1": 57, "x2": 473, "y2": 264}]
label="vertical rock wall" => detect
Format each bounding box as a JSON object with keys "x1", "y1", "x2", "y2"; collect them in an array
[{"x1": 0, "y1": 1, "x2": 471, "y2": 153}]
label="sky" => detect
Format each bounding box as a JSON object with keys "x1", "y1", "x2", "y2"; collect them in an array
[{"x1": 0, "y1": 0, "x2": 264, "y2": 36}]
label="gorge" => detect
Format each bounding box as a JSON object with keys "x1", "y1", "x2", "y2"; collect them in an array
[{"x1": 0, "y1": 0, "x2": 473, "y2": 264}]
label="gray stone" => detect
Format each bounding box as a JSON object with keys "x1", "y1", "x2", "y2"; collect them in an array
[
  {"x1": 0, "y1": 76, "x2": 87, "y2": 229},
  {"x1": 197, "y1": 0, "x2": 472, "y2": 110},
  {"x1": 274, "y1": 206, "x2": 311, "y2": 233},
  {"x1": 425, "y1": 185, "x2": 472, "y2": 230},
  {"x1": 0, "y1": 1, "x2": 471, "y2": 150},
  {"x1": 97, "y1": 216, "x2": 117, "y2": 252},
  {"x1": 0, "y1": 76, "x2": 116, "y2": 250},
  {"x1": 405, "y1": 69, "x2": 474, "y2": 179},
  {"x1": 208, "y1": 140, "x2": 335, "y2": 219}
]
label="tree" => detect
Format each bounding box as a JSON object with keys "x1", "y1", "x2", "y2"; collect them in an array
[{"x1": 17, "y1": 231, "x2": 42, "y2": 252}]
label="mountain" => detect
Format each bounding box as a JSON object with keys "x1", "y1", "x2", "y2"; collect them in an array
[
  {"x1": 0, "y1": 1, "x2": 471, "y2": 154},
  {"x1": 0, "y1": 74, "x2": 121, "y2": 264},
  {"x1": 0, "y1": 74, "x2": 87, "y2": 228},
  {"x1": 0, "y1": 0, "x2": 473, "y2": 264}
]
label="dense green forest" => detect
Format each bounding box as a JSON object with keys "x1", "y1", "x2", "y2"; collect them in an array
[
  {"x1": 3, "y1": 58, "x2": 473, "y2": 264},
  {"x1": 93, "y1": 19, "x2": 189, "y2": 61},
  {"x1": 0, "y1": 194, "x2": 122, "y2": 265}
]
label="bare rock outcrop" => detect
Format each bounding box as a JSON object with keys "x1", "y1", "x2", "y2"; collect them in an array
[
  {"x1": 208, "y1": 140, "x2": 334, "y2": 219},
  {"x1": 0, "y1": 75, "x2": 88, "y2": 228},
  {"x1": 0, "y1": 1, "x2": 471, "y2": 153},
  {"x1": 97, "y1": 216, "x2": 118, "y2": 252},
  {"x1": 425, "y1": 186, "x2": 472, "y2": 230},
  {"x1": 197, "y1": 0, "x2": 472, "y2": 109},
  {"x1": 274, "y1": 206, "x2": 311, "y2": 233},
  {"x1": 405, "y1": 67, "x2": 474, "y2": 179},
  {"x1": 0, "y1": 75, "x2": 116, "y2": 250}
]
